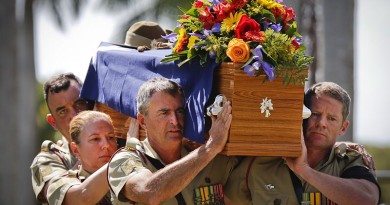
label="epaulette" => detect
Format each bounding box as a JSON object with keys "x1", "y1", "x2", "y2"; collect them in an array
[
  {"x1": 124, "y1": 137, "x2": 141, "y2": 152},
  {"x1": 124, "y1": 137, "x2": 147, "y2": 164},
  {"x1": 40, "y1": 140, "x2": 67, "y2": 154},
  {"x1": 40, "y1": 140, "x2": 68, "y2": 166},
  {"x1": 334, "y1": 143, "x2": 360, "y2": 158}
]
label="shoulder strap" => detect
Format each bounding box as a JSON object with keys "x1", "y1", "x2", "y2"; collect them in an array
[
  {"x1": 42, "y1": 140, "x2": 68, "y2": 166},
  {"x1": 288, "y1": 169, "x2": 303, "y2": 203},
  {"x1": 144, "y1": 155, "x2": 187, "y2": 205}
]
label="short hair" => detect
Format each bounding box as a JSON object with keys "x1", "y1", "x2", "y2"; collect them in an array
[
  {"x1": 137, "y1": 77, "x2": 184, "y2": 115},
  {"x1": 69, "y1": 111, "x2": 113, "y2": 144},
  {"x1": 44, "y1": 72, "x2": 83, "y2": 104},
  {"x1": 304, "y1": 82, "x2": 351, "y2": 121}
]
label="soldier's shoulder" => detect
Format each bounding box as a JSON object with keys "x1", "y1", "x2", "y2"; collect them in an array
[
  {"x1": 123, "y1": 138, "x2": 142, "y2": 152},
  {"x1": 31, "y1": 140, "x2": 70, "y2": 167},
  {"x1": 40, "y1": 140, "x2": 68, "y2": 153},
  {"x1": 333, "y1": 142, "x2": 362, "y2": 158}
]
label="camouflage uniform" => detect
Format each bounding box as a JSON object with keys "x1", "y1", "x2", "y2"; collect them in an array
[
  {"x1": 225, "y1": 143, "x2": 378, "y2": 205},
  {"x1": 47, "y1": 166, "x2": 112, "y2": 205},
  {"x1": 108, "y1": 138, "x2": 238, "y2": 205},
  {"x1": 30, "y1": 137, "x2": 78, "y2": 203}
]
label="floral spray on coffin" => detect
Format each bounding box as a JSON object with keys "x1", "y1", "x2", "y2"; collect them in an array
[{"x1": 162, "y1": 0, "x2": 313, "y2": 156}]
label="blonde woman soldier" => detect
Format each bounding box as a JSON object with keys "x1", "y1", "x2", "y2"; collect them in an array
[{"x1": 47, "y1": 111, "x2": 122, "y2": 205}]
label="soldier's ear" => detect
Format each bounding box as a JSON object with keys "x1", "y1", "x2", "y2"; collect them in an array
[
  {"x1": 46, "y1": 114, "x2": 58, "y2": 130},
  {"x1": 137, "y1": 113, "x2": 147, "y2": 130},
  {"x1": 70, "y1": 142, "x2": 80, "y2": 158},
  {"x1": 339, "y1": 119, "x2": 349, "y2": 137}
]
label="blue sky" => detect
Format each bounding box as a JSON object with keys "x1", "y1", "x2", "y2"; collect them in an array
[{"x1": 35, "y1": 0, "x2": 390, "y2": 146}]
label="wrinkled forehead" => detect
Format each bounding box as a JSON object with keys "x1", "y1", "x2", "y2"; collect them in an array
[
  {"x1": 149, "y1": 91, "x2": 184, "y2": 107},
  {"x1": 47, "y1": 81, "x2": 82, "y2": 109}
]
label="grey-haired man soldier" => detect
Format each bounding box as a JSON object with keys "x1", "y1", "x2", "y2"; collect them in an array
[{"x1": 108, "y1": 77, "x2": 238, "y2": 205}]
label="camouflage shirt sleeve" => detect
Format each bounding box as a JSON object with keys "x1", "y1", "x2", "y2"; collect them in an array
[
  {"x1": 30, "y1": 140, "x2": 76, "y2": 202},
  {"x1": 46, "y1": 169, "x2": 80, "y2": 205},
  {"x1": 108, "y1": 149, "x2": 146, "y2": 203}
]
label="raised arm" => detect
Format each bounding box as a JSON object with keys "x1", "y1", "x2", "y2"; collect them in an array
[
  {"x1": 122, "y1": 101, "x2": 232, "y2": 204},
  {"x1": 285, "y1": 136, "x2": 379, "y2": 205}
]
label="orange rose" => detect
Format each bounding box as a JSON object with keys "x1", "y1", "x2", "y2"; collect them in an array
[{"x1": 226, "y1": 38, "x2": 250, "y2": 63}]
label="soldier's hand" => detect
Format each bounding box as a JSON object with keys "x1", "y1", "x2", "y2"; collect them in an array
[
  {"x1": 207, "y1": 100, "x2": 232, "y2": 152},
  {"x1": 285, "y1": 130, "x2": 310, "y2": 175}
]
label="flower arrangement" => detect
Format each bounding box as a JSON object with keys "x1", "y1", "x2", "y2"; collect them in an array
[{"x1": 162, "y1": 0, "x2": 313, "y2": 84}]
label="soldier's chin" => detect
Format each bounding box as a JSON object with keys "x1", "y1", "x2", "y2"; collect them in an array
[
  {"x1": 99, "y1": 157, "x2": 111, "y2": 164},
  {"x1": 168, "y1": 132, "x2": 183, "y2": 140},
  {"x1": 306, "y1": 139, "x2": 327, "y2": 148}
]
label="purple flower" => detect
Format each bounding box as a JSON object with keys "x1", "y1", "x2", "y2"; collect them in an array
[
  {"x1": 203, "y1": 29, "x2": 212, "y2": 36},
  {"x1": 261, "y1": 61, "x2": 275, "y2": 81},
  {"x1": 189, "y1": 33, "x2": 205, "y2": 39},
  {"x1": 245, "y1": 45, "x2": 275, "y2": 80},
  {"x1": 294, "y1": 37, "x2": 302, "y2": 45},
  {"x1": 270, "y1": 24, "x2": 282, "y2": 33},
  {"x1": 244, "y1": 64, "x2": 258, "y2": 76},
  {"x1": 203, "y1": 23, "x2": 221, "y2": 36},
  {"x1": 209, "y1": 50, "x2": 216, "y2": 59},
  {"x1": 162, "y1": 33, "x2": 177, "y2": 43},
  {"x1": 276, "y1": 0, "x2": 283, "y2": 3},
  {"x1": 264, "y1": 22, "x2": 282, "y2": 33},
  {"x1": 208, "y1": 0, "x2": 222, "y2": 6},
  {"x1": 212, "y1": 23, "x2": 221, "y2": 33}
]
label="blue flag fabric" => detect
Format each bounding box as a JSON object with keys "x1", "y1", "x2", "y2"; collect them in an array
[{"x1": 80, "y1": 42, "x2": 219, "y2": 143}]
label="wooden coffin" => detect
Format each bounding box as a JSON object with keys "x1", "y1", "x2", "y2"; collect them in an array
[
  {"x1": 95, "y1": 103, "x2": 146, "y2": 141},
  {"x1": 209, "y1": 63, "x2": 305, "y2": 156}
]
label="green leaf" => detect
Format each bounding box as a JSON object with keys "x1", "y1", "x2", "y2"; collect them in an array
[
  {"x1": 178, "y1": 6, "x2": 187, "y2": 13},
  {"x1": 177, "y1": 58, "x2": 193, "y2": 67},
  {"x1": 161, "y1": 57, "x2": 178, "y2": 63},
  {"x1": 262, "y1": 9, "x2": 276, "y2": 23},
  {"x1": 285, "y1": 22, "x2": 297, "y2": 37},
  {"x1": 261, "y1": 46, "x2": 277, "y2": 66},
  {"x1": 184, "y1": 7, "x2": 199, "y2": 17},
  {"x1": 161, "y1": 54, "x2": 181, "y2": 63},
  {"x1": 199, "y1": 52, "x2": 209, "y2": 65},
  {"x1": 241, "y1": 56, "x2": 254, "y2": 68}
]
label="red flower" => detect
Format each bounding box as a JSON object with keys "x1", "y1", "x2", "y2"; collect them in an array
[
  {"x1": 213, "y1": 2, "x2": 233, "y2": 22},
  {"x1": 235, "y1": 15, "x2": 261, "y2": 41},
  {"x1": 245, "y1": 31, "x2": 266, "y2": 43},
  {"x1": 194, "y1": 1, "x2": 203, "y2": 8},
  {"x1": 181, "y1": 15, "x2": 190, "y2": 20},
  {"x1": 175, "y1": 37, "x2": 189, "y2": 53},
  {"x1": 271, "y1": 7, "x2": 285, "y2": 21},
  {"x1": 199, "y1": 6, "x2": 215, "y2": 30},
  {"x1": 283, "y1": 6, "x2": 295, "y2": 22},
  {"x1": 291, "y1": 39, "x2": 300, "y2": 50},
  {"x1": 231, "y1": 0, "x2": 248, "y2": 9}
]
